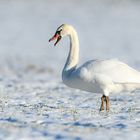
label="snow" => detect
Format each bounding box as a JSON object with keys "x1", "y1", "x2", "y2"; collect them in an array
[{"x1": 0, "y1": 0, "x2": 140, "y2": 140}]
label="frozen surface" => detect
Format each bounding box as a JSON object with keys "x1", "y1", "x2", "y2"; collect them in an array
[
  {"x1": 0, "y1": 0, "x2": 140, "y2": 140},
  {"x1": 1, "y1": 73, "x2": 140, "y2": 140}
]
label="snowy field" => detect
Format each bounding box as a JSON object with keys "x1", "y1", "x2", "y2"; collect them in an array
[{"x1": 0, "y1": 0, "x2": 140, "y2": 139}]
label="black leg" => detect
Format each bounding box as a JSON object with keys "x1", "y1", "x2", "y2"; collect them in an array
[
  {"x1": 105, "y1": 96, "x2": 110, "y2": 111},
  {"x1": 100, "y1": 95, "x2": 105, "y2": 111}
]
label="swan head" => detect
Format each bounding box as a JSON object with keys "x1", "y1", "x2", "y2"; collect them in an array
[{"x1": 49, "y1": 24, "x2": 73, "y2": 46}]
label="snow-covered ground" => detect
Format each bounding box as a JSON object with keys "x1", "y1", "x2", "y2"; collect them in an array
[{"x1": 0, "y1": 0, "x2": 140, "y2": 139}]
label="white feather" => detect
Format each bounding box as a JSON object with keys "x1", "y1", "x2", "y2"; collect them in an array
[{"x1": 55, "y1": 24, "x2": 140, "y2": 96}]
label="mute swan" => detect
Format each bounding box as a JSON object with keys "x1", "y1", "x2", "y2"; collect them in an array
[{"x1": 49, "y1": 24, "x2": 140, "y2": 111}]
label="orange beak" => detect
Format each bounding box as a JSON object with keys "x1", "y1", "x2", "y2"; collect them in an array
[{"x1": 49, "y1": 33, "x2": 62, "y2": 46}]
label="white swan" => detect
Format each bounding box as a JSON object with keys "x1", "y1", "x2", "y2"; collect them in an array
[{"x1": 49, "y1": 24, "x2": 140, "y2": 111}]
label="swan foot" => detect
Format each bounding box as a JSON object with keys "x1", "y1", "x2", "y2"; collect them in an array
[
  {"x1": 100, "y1": 95, "x2": 110, "y2": 111},
  {"x1": 105, "y1": 96, "x2": 110, "y2": 111},
  {"x1": 100, "y1": 95, "x2": 105, "y2": 111}
]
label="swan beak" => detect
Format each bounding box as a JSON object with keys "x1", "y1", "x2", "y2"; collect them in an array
[{"x1": 49, "y1": 33, "x2": 62, "y2": 46}]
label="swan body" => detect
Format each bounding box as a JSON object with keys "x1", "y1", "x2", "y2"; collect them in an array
[
  {"x1": 49, "y1": 24, "x2": 140, "y2": 111},
  {"x1": 63, "y1": 59, "x2": 140, "y2": 95}
]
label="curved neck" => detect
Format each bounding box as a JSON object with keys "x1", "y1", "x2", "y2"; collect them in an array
[{"x1": 63, "y1": 28, "x2": 79, "y2": 73}]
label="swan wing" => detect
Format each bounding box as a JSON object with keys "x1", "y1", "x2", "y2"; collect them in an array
[{"x1": 78, "y1": 59, "x2": 140, "y2": 84}]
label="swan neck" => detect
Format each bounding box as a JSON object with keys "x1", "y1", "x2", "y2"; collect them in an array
[{"x1": 63, "y1": 28, "x2": 79, "y2": 72}]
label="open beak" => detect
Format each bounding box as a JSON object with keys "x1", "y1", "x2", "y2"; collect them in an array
[{"x1": 49, "y1": 33, "x2": 62, "y2": 46}]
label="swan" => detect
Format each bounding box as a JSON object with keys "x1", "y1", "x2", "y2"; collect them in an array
[{"x1": 49, "y1": 24, "x2": 140, "y2": 111}]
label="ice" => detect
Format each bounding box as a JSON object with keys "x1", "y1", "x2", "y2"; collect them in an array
[{"x1": 0, "y1": 0, "x2": 140, "y2": 140}]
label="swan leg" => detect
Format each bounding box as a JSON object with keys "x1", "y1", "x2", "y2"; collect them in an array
[
  {"x1": 105, "y1": 96, "x2": 110, "y2": 111},
  {"x1": 100, "y1": 95, "x2": 105, "y2": 111}
]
